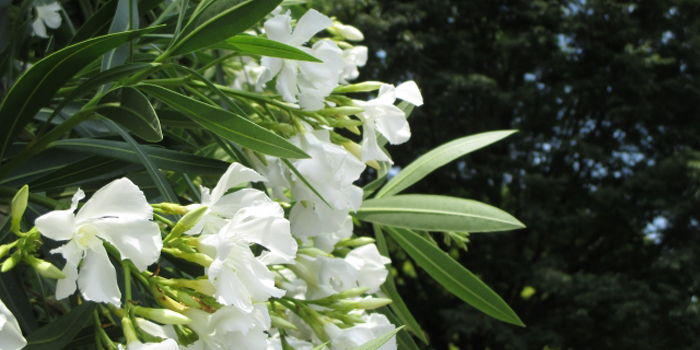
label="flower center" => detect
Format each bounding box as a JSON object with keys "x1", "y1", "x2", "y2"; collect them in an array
[{"x1": 74, "y1": 224, "x2": 101, "y2": 248}]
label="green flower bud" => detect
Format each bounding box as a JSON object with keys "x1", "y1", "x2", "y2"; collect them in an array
[
  {"x1": 175, "y1": 325, "x2": 199, "y2": 346},
  {"x1": 339, "y1": 297, "x2": 392, "y2": 310},
  {"x1": 335, "y1": 237, "x2": 376, "y2": 248},
  {"x1": 165, "y1": 206, "x2": 208, "y2": 243},
  {"x1": 316, "y1": 106, "x2": 365, "y2": 117},
  {"x1": 172, "y1": 278, "x2": 216, "y2": 296},
  {"x1": 158, "y1": 203, "x2": 189, "y2": 215},
  {"x1": 1, "y1": 252, "x2": 21, "y2": 272},
  {"x1": 270, "y1": 315, "x2": 298, "y2": 331},
  {"x1": 0, "y1": 242, "x2": 17, "y2": 260},
  {"x1": 333, "y1": 81, "x2": 384, "y2": 94},
  {"x1": 25, "y1": 255, "x2": 66, "y2": 279},
  {"x1": 133, "y1": 306, "x2": 192, "y2": 325},
  {"x1": 11, "y1": 185, "x2": 29, "y2": 233}
]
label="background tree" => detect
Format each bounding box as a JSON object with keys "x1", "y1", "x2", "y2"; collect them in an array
[{"x1": 315, "y1": 0, "x2": 700, "y2": 348}]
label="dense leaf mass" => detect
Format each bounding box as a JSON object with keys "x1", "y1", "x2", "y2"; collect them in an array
[{"x1": 317, "y1": 0, "x2": 700, "y2": 348}]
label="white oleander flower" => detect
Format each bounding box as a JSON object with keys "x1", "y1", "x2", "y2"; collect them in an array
[
  {"x1": 287, "y1": 129, "x2": 365, "y2": 240},
  {"x1": 232, "y1": 58, "x2": 268, "y2": 92},
  {"x1": 32, "y1": 2, "x2": 62, "y2": 38},
  {"x1": 182, "y1": 305, "x2": 270, "y2": 350},
  {"x1": 354, "y1": 81, "x2": 424, "y2": 163},
  {"x1": 339, "y1": 46, "x2": 368, "y2": 83},
  {"x1": 324, "y1": 313, "x2": 396, "y2": 350},
  {"x1": 199, "y1": 201, "x2": 295, "y2": 311},
  {"x1": 35, "y1": 178, "x2": 162, "y2": 306},
  {"x1": 118, "y1": 339, "x2": 179, "y2": 350},
  {"x1": 266, "y1": 334, "x2": 314, "y2": 350},
  {"x1": 313, "y1": 215, "x2": 353, "y2": 253},
  {"x1": 257, "y1": 9, "x2": 344, "y2": 110},
  {"x1": 186, "y1": 162, "x2": 269, "y2": 236},
  {"x1": 0, "y1": 298, "x2": 26, "y2": 350},
  {"x1": 345, "y1": 244, "x2": 391, "y2": 293},
  {"x1": 296, "y1": 254, "x2": 358, "y2": 299}
]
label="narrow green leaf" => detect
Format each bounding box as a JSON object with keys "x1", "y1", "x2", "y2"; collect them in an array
[
  {"x1": 157, "y1": 109, "x2": 200, "y2": 128},
  {"x1": 103, "y1": 119, "x2": 179, "y2": 203},
  {"x1": 28, "y1": 156, "x2": 131, "y2": 191},
  {"x1": 99, "y1": 87, "x2": 163, "y2": 142},
  {"x1": 373, "y1": 225, "x2": 428, "y2": 344},
  {"x1": 312, "y1": 341, "x2": 330, "y2": 350},
  {"x1": 46, "y1": 63, "x2": 157, "y2": 128},
  {"x1": 138, "y1": 84, "x2": 309, "y2": 158},
  {"x1": 220, "y1": 35, "x2": 322, "y2": 62},
  {"x1": 378, "y1": 130, "x2": 518, "y2": 197},
  {"x1": 0, "y1": 26, "x2": 158, "y2": 161},
  {"x1": 70, "y1": 0, "x2": 118, "y2": 44},
  {"x1": 51, "y1": 138, "x2": 229, "y2": 175},
  {"x1": 376, "y1": 307, "x2": 421, "y2": 350},
  {"x1": 169, "y1": 0, "x2": 282, "y2": 56},
  {"x1": 351, "y1": 325, "x2": 404, "y2": 350},
  {"x1": 24, "y1": 302, "x2": 97, "y2": 350},
  {"x1": 1, "y1": 149, "x2": 89, "y2": 187},
  {"x1": 385, "y1": 226, "x2": 525, "y2": 326},
  {"x1": 357, "y1": 195, "x2": 525, "y2": 233},
  {"x1": 101, "y1": 0, "x2": 139, "y2": 74},
  {"x1": 282, "y1": 159, "x2": 332, "y2": 209}
]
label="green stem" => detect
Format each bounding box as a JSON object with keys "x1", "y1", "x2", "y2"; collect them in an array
[
  {"x1": 123, "y1": 261, "x2": 132, "y2": 303},
  {"x1": 0, "y1": 186, "x2": 62, "y2": 209}
]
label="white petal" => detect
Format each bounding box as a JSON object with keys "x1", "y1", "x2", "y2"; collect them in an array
[
  {"x1": 257, "y1": 57, "x2": 282, "y2": 90},
  {"x1": 276, "y1": 63, "x2": 298, "y2": 103},
  {"x1": 210, "y1": 188, "x2": 273, "y2": 218},
  {"x1": 229, "y1": 207, "x2": 296, "y2": 261},
  {"x1": 75, "y1": 178, "x2": 153, "y2": 222},
  {"x1": 297, "y1": 92, "x2": 326, "y2": 110},
  {"x1": 237, "y1": 258, "x2": 285, "y2": 301},
  {"x1": 289, "y1": 9, "x2": 332, "y2": 47},
  {"x1": 208, "y1": 305, "x2": 256, "y2": 335},
  {"x1": 128, "y1": 339, "x2": 179, "y2": 350},
  {"x1": 32, "y1": 18, "x2": 47, "y2": 38},
  {"x1": 333, "y1": 23, "x2": 364, "y2": 41},
  {"x1": 0, "y1": 299, "x2": 27, "y2": 350},
  {"x1": 264, "y1": 13, "x2": 292, "y2": 44},
  {"x1": 375, "y1": 84, "x2": 397, "y2": 105},
  {"x1": 210, "y1": 163, "x2": 265, "y2": 205},
  {"x1": 395, "y1": 81, "x2": 424, "y2": 106},
  {"x1": 360, "y1": 125, "x2": 392, "y2": 163},
  {"x1": 136, "y1": 318, "x2": 178, "y2": 340},
  {"x1": 78, "y1": 244, "x2": 121, "y2": 306},
  {"x1": 91, "y1": 218, "x2": 162, "y2": 271},
  {"x1": 35, "y1": 208, "x2": 76, "y2": 241},
  {"x1": 37, "y1": 2, "x2": 62, "y2": 29},
  {"x1": 212, "y1": 265, "x2": 254, "y2": 312},
  {"x1": 345, "y1": 244, "x2": 390, "y2": 293},
  {"x1": 374, "y1": 105, "x2": 410, "y2": 145}
]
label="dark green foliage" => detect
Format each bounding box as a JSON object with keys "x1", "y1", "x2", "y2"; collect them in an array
[{"x1": 319, "y1": 0, "x2": 700, "y2": 348}]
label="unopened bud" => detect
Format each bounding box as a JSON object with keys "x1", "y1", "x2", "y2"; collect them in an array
[
  {"x1": 335, "y1": 237, "x2": 376, "y2": 248},
  {"x1": 11, "y1": 185, "x2": 29, "y2": 233},
  {"x1": 333, "y1": 81, "x2": 384, "y2": 94},
  {"x1": 25, "y1": 255, "x2": 66, "y2": 279},
  {"x1": 270, "y1": 315, "x2": 298, "y2": 331},
  {"x1": 159, "y1": 203, "x2": 188, "y2": 215},
  {"x1": 0, "y1": 242, "x2": 16, "y2": 259},
  {"x1": 331, "y1": 23, "x2": 364, "y2": 41},
  {"x1": 133, "y1": 306, "x2": 192, "y2": 325},
  {"x1": 336, "y1": 287, "x2": 371, "y2": 299},
  {"x1": 297, "y1": 247, "x2": 331, "y2": 258},
  {"x1": 316, "y1": 106, "x2": 364, "y2": 117},
  {"x1": 173, "y1": 278, "x2": 216, "y2": 296},
  {"x1": 174, "y1": 324, "x2": 199, "y2": 346},
  {"x1": 339, "y1": 297, "x2": 392, "y2": 310},
  {"x1": 1, "y1": 252, "x2": 21, "y2": 272},
  {"x1": 165, "y1": 206, "x2": 208, "y2": 242}
]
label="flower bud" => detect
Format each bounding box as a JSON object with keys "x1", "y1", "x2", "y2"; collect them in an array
[
  {"x1": 1, "y1": 252, "x2": 21, "y2": 272},
  {"x1": 172, "y1": 278, "x2": 216, "y2": 296},
  {"x1": 166, "y1": 206, "x2": 208, "y2": 242},
  {"x1": 339, "y1": 297, "x2": 392, "y2": 310},
  {"x1": 133, "y1": 306, "x2": 192, "y2": 325},
  {"x1": 335, "y1": 237, "x2": 376, "y2": 248},
  {"x1": 331, "y1": 23, "x2": 364, "y2": 41},
  {"x1": 297, "y1": 247, "x2": 331, "y2": 257},
  {"x1": 11, "y1": 185, "x2": 29, "y2": 233},
  {"x1": 25, "y1": 255, "x2": 66, "y2": 279},
  {"x1": 333, "y1": 81, "x2": 384, "y2": 94},
  {"x1": 316, "y1": 106, "x2": 365, "y2": 117},
  {"x1": 159, "y1": 203, "x2": 188, "y2": 215},
  {"x1": 0, "y1": 242, "x2": 16, "y2": 259},
  {"x1": 174, "y1": 324, "x2": 199, "y2": 346},
  {"x1": 336, "y1": 287, "x2": 371, "y2": 299},
  {"x1": 270, "y1": 315, "x2": 298, "y2": 331}
]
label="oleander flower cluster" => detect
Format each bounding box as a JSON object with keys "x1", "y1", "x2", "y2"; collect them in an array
[{"x1": 0, "y1": 5, "x2": 424, "y2": 350}]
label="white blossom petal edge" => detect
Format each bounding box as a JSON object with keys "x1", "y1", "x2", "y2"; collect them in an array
[{"x1": 0, "y1": 298, "x2": 27, "y2": 350}]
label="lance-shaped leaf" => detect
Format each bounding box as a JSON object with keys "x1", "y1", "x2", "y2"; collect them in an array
[
  {"x1": 138, "y1": 84, "x2": 309, "y2": 158},
  {"x1": 101, "y1": 0, "x2": 139, "y2": 73},
  {"x1": 378, "y1": 130, "x2": 518, "y2": 198},
  {"x1": 24, "y1": 302, "x2": 97, "y2": 350},
  {"x1": 51, "y1": 138, "x2": 229, "y2": 175},
  {"x1": 70, "y1": 0, "x2": 118, "y2": 44},
  {"x1": 351, "y1": 325, "x2": 404, "y2": 350},
  {"x1": 0, "y1": 26, "x2": 157, "y2": 162},
  {"x1": 356, "y1": 195, "x2": 525, "y2": 233},
  {"x1": 385, "y1": 227, "x2": 524, "y2": 326},
  {"x1": 98, "y1": 87, "x2": 163, "y2": 142},
  {"x1": 28, "y1": 156, "x2": 132, "y2": 191},
  {"x1": 376, "y1": 307, "x2": 421, "y2": 350},
  {"x1": 168, "y1": 0, "x2": 282, "y2": 57},
  {"x1": 217, "y1": 35, "x2": 322, "y2": 62}
]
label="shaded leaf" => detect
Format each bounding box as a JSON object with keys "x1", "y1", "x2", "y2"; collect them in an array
[
  {"x1": 24, "y1": 302, "x2": 97, "y2": 350},
  {"x1": 99, "y1": 87, "x2": 163, "y2": 142},
  {"x1": 385, "y1": 226, "x2": 525, "y2": 326},
  {"x1": 219, "y1": 35, "x2": 322, "y2": 62},
  {"x1": 101, "y1": 0, "x2": 140, "y2": 76},
  {"x1": 351, "y1": 325, "x2": 404, "y2": 350},
  {"x1": 0, "y1": 26, "x2": 158, "y2": 161},
  {"x1": 357, "y1": 195, "x2": 525, "y2": 233},
  {"x1": 28, "y1": 156, "x2": 132, "y2": 191},
  {"x1": 169, "y1": 0, "x2": 282, "y2": 56}
]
